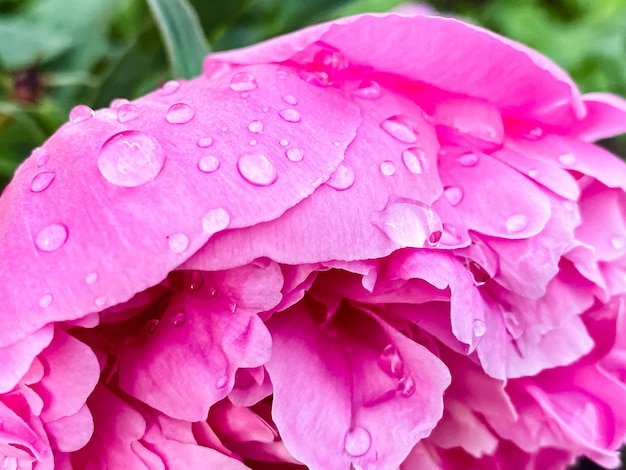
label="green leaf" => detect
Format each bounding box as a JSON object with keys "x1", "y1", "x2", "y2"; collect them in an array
[{"x1": 145, "y1": 0, "x2": 211, "y2": 78}]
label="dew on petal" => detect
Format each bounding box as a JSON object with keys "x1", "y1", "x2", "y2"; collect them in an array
[
  {"x1": 35, "y1": 223, "x2": 68, "y2": 252},
  {"x1": 279, "y1": 139, "x2": 289, "y2": 147},
  {"x1": 278, "y1": 108, "x2": 301, "y2": 123},
  {"x1": 444, "y1": 186, "x2": 463, "y2": 206},
  {"x1": 429, "y1": 230, "x2": 442, "y2": 246},
  {"x1": 248, "y1": 120, "x2": 264, "y2": 133},
  {"x1": 198, "y1": 155, "x2": 221, "y2": 173},
  {"x1": 352, "y1": 80, "x2": 381, "y2": 100},
  {"x1": 197, "y1": 137, "x2": 214, "y2": 148},
  {"x1": 145, "y1": 319, "x2": 159, "y2": 335},
  {"x1": 168, "y1": 232, "x2": 190, "y2": 254},
  {"x1": 333, "y1": 141, "x2": 341, "y2": 147},
  {"x1": 94, "y1": 296, "x2": 107, "y2": 308},
  {"x1": 327, "y1": 165, "x2": 355, "y2": 191},
  {"x1": 297, "y1": 45, "x2": 348, "y2": 87},
  {"x1": 110, "y1": 98, "x2": 130, "y2": 109},
  {"x1": 379, "y1": 160, "x2": 396, "y2": 176},
  {"x1": 161, "y1": 80, "x2": 181, "y2": 96},
  {"x1": 30, "y1": 172, "x2": 56, "y2": 192},
  {"x1": 249, "y1": 139, "x2": 258, "y2": 146},
  {"x1": 171, "y1": 312, "x2": 187, "y2": 327},
  {"x1": 38, "y1": 294, "x2": 53, "y2": 308},
  {"x1": 229, "y1": 72, "x2": 258, "y2": 92},
  {"x1": 372, "y1": 201, "x2": 442, "y2": 249},
  {"x1": 166, "y1": 103, "x2": 195, "y2": 124},
  {"x1": 434, "y1": 98, "x2": 503, "y2": 149},
  {"x1": 523, "y1": 127, "x2": 544, "y2": 140},
  {"x1": 85, "y1": 272, "x2": 99, "y2": 285},
  {"x1": 202, "y1": 207, "x2": 231, "y2": 236},
  {"x1": 237, "y1": 153, "x2": 278, "y2": 186},
  {"x1": 558, "y1": 152, "x2": 576, "y2": 166},
  {"x1": 505, "y1": 214, "x2": 528, "y2": 234},
  {"x1": 282, "y1": 94, "x2": 298, "y2": 105},
  {"x1": 611, "y1": 236, "x2": 626, "y2": 251},
  {"x1": 117, "y1": 103, "x2": 139, "y2": 123},
  {"x1": 472, "y1": 319, "x2": 486, "y2": 337},
  {"x1": 528, "y1": 168, "x2": 539, "y2": 178},
  {"x1": 402, "y1": 148, "x2": 426, "y2": 174},
  {"x1": 458, "y1": 152, "x2": 479, "y2": 167},
  {"x1": 464, "y1": 259, "x2": 491, "y2": 286},
  {"x1": 221, "y1": 126, "x2": 229, "y2": 133},
  {"x1": 286, "y1": 147, "x2": 303, "y2": 162},
  {"x1": 35, "y1": 148, "x2": 50, "y2": 167},
  {"x1": 185, "y1": 271, "x2": 205, "y2": 293},
  {"x1": 344, "y1": 427, "x2": 371, "y2": 457},
  {"x1": 381, "y1": 116, "x2": 418, "y2": 143},
  {"x1": 69, "y1": 104, "x2": 94, "y2": 123},
  {"x1": 378, "y1": 344, "x2": 404, "y2": 378},
  {"x1": 398, "y1": 375, "x2": 416, "y2": 397},
  {"x1": 98, "y1": 131, "x2": 165, "y2": 187},
  {"x1": 216, "y1": 375, "x2": 228, "y2": 389}
]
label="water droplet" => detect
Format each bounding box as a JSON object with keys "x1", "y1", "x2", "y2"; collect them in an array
[
  {"x1": 378, "y1": 344, "x2": 404, "y2": 378},
  {"x1": 402, "y1": 148, "x2": 426, "y2": 174},
  {"x1": 169, "y1": 232, "x2": 190, "y2": 253},
  {"x1": 344, "y1": 427, "x2": 371, "y2": 457},
  {"x1": 94, "y1": 296, "x2": 107, "y2": 308},
  {"x1": 379, "y1": 160, "x2": 396, "y2": 176},
  {"x1": 282, "y1": 94, "x2": 298, "y2": 105},
  {"x1": 184, "y1": 271, "x2": 205, "y2": 293},
  {"x1": 85, "y1": 272, "x2": 99, "y2": 285},
  {"x1": 145, "y1": 319, "x2": 159, "y2": 335},
  {"x1": 202, "y1": 207, "x2": 230, "y2": 236},
  {"x1": 279, "y1": 108, "x2": 301, "y2": 123},
  {"x1": 171, "y1": 311, "x2": 187, "y2": 327},
  {"x1": 229, "y1": 72, "x2": 258, "y2": 92},
  {"x1": 286, "y1": 147, "x2": 303, "y2": 162},
  {"x1": 35, "y1": 148, "x2": 50, "y2": 167},
  {"x1": 248, "y1": 120, "x2": 264, "y2": 133},
  {"x1": 505, "y1": 214, "x2": 528, "y2": 233},
  {"x1": 429, "y1": 230, "x2": 442, "y2": 245},
  {"x1": 373, "y1": 201, "x2": 442, "y2": 249},
  {"x1": 35, "y1": 223, "x2": 68, "y2": 252},
  {"x1": 352, "y1": 80, "x2": 381, "y2": 99},
  {"x1": 237, "y1": 153, "x2": 278, "y2": 186},
  {"x1": 166, "y1": 103, "x2": 195, "y2": 124},
  {"x1": 69, "y1": 104, "x2": 94, "y2": 123},
  {"x1": 558, "y1": 153, "x2": 576, "y2": 166},
  {"x1": 117, "y1": 103, "x2": 139, "y2": 123},
  {"x1": 472, "y1": 319, "x2": 486, "y2": 337},
  {"x1": 279, "y1": 138, "x2": 289, "y2": 147},
  {"x1": 333, "y1": 141, "x2": 341, "y2": 147},
  {"x1": 249, "y1": 139, "x2": 258, "y2": 146},
  {"x1": 523, "y1": 127, "x2": 544, "y2": 140},
  {"x1": 110, "y1": 98, "x2": 130, "y2": 109},
  {"x1": 161, "y1": 80, "x2": 180, "y2": 96},
  {"x1": 458, "y1": 152, "x2": 479, "y2": 167},
  {"x1": 444, "y1": 186, "x2": 463, "y2": 206},
  {"x1": 464, "y1": 259, "x2": 490, "y2": 286},
  {"x1": 39, "y1": 293, "x2": 53, "y2": 308},
  {"x1": 216, "y1": 375, "x2": 228, "y2": 388},
  {"x1": 397, "y1": 375, "x2": 416, "y2": 397},
  {"x1": 229, "y1": 300, "x2": 237, "y2": 313},
  {"x1": 197, "y1": 137, "x2": 214, "y2": 148},
  {"x1": 221, "y1": 126, "x2": 229, "y2": 133},
  {"x1": 262, "y1": 106, "x2": 270, "y2": 113},
  {"x1": 297, "y1": 45, "x2": 348, "y2": 87},
  {"x1": 240, "y1": 91, "x2": 250, "y2": 99},
  {"x1": 381, "y1": 116, "x2": 418, "y2": 143},
  {"x1": 30, "y1": 172, "x2": 56, "y2": 192},
  {"x1": 198, "y1": 155, "x2": 220, "y2": 173},
  {"x1": 611, "y1": 236, "x2": 625, "y2": 251},
  {"x1": 326, "y1": 165, "x2": 355, "y2": 191}
]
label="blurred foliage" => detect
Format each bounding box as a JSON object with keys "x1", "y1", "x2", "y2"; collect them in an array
[{"x1": 2, "y1": 0, "x2": 626, "y2": 189}]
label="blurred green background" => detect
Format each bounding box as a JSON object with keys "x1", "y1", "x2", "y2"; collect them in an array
[{"x1": 0, "y1": 1, "x2": 624, "y2": 466}]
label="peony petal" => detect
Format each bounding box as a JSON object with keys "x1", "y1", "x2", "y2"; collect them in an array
[
  {"x1": 44, "y1": 404, "x2": 93, "y2": 452},
  {"x1": 569, "y1": 93, "x2": 626, "y2": 141},
  {"x1": 0, "y1": 326, "x2": 53, "y2": 394}
]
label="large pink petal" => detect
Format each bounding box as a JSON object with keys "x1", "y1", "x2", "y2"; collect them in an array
[
  {"x1": 0, "y1": 326, "x2": 53, "y2": 393},
  {"x1": 569, "y1": 93, "x2": 626, "y2": 141}
]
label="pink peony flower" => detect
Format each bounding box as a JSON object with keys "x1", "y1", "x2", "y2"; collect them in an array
[{"x1": 2, "y1": 11, "x2": 626, "y2": 469}]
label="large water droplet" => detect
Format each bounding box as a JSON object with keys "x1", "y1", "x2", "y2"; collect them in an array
[
  {"x1": 373, "y1": 201, "x2": 442, "y2": 249},
  {"x1": 558, "y1": 153, "x2": 576, "y2": 166},
  {"x1": 35, "y1": 223, "x2": 68, "y2": 252},
  {"x1": 286, "y1": 147, "x2": 303, "y2": 162},
  {"x1": 282, "y1": 94, "x2": 298, "y2": 105},
  {"x1": 166, "y1": 103, "x2": 195, "y2": 124},
  {"x1": 171, "y1": 311, "x2": 187, "y2": 327},
  {"x1": 472, "y1": 319, "x2": 486, "y2": 337},
  {"x1": 379, "y1": 160, "x2": 396, "y2": 176},
  {"x1": 279, "y1": 108, "x2": 301, "y2": 123},
  {"x1": 98, "y1": 131, "x2": 165, "y2": 187},
  {"x1": 117, "y1": 103, "x2": 139, "y2": 123},
  {"x1": 169, "y1": 232, "x2": 190, "y2": 253},
  {"x1": 39, "y1": 293, "x2": 53, "y2": 308},
  {"x1": 402, "y1": 148, "x2": 426, "y2": 174},
  {"x1": 505, "y1": 214, "x2": 528, "y2": 233},
  {"x1": 381, "y1": 116, "x2": 418, "y2": 143},
  {"x1": 458, "y1": 152, "x2": 479, "y2": 167},
  {"x1": 378, "y1": 344, "x2": 404, "y2": 378},
  {"x1": 69, "y1": 104, "x2": 94, "y2": 123},
  {"x1": 197, "y1": 137, "x2": 214, "y2": 148},
  {"x1": 444, "y1": 186, "x2": 463, "y2": 206},
  {"x1": 202, "y1": 207, "x2": 230, "y2": 236},
  {"x1": 297, "y1": 45, "x2": 348, "y2": 87},
  {"x1": 161, "y1": 80, "x2": 181, "y2": 96},
  {"x1": 85, "y1": 271, "x2": 99, "y2": 285},
  {"x1": 397, "y1": 375, "x2": 416, "y2": 397},
  {"x1": 30, "y1": 172, "x2": 56, "y2": 192},
  {"x1": 327, "y1": 165, "x2": 355, "y2": 191},
  {"x1": 248, "y1": 120, "x2": 264, "y2": 133},
  {"x1": 344, "y1": 427, "x2": 371, "y2": 457},
  {"x1": 230, "y1": 72, "x2": 258, "y2": 91},
  {"x1": 352, "y1": 80, "x2": 381, "y2": 100},
  {"x1": 198, "y1": 155, "x2": 220, "y2": 173},
  {"x1": 237, "y1": 153, "x2": 278, "y2": 186}
]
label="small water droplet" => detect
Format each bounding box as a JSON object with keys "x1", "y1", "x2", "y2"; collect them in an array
[
  {"x1": 397, "y1": 375, "x2": 416, "y2": 397},
  {"x1": 98, "y1": 131, "x2": 165, "y2": 187},
  {"x1": 117, "y1": 103, "x2": 139, "y2": 123},
  {"x1": 279, "y1": 108, "x2": 301, "y2": 123},
  {"x1": 378, "y1": 344, "x2": 404, "y2": 378},
  {"x1": 402, "y1": 148, "x2": 426, "y2": 174},
  {"x1": 169, "y1": 232, "x2": 190, "y2": 253},
  {"x1": 39, "y1": 293, "x2": 53, "y2": 308},
  {"x1": 166, "y1": 103, "x2": 195, "y2": 124},
  {"x1": 333, "y1": 141, "x2": 341, "y2": 147},
  {"x1": 229, "y1": 300, "x2": 237, "y2": 313},
  {"x1": 110, "y1": 98, "x2": 130, "y2": 109},
  {"x1": 458, "y1": 152, "x2": 479, "y2": 167},
  {"x1": 197, "y1": 137, "x2": 214, "y2": 148},
  {"x1": 558, "y1": 153, "x2": 576, "y2": 166},
  {"x1": 240, "y1": 91, "x2": 250, "y2": 99},
  {"x1": 185, "y1": 271, "x2": 205, "y2": 293},
  {"x1": 30, "y1": 172, "x2": 56, "y2": 192},
  {"x1": 249, "y1": 139, "x2": 258, "y2": 146},
  {"x1": 171, "y1": 311, "x2": 187, "y2": 327},
  {"x1": 202, "y1": 207, "x2": 230, "y2": 236},
  {"x1": 524, "y1": 127, "x2": 544, "y2": 140},
  {"x1": 279, "y1": 138, "x2": 289, "y2": 147},
  {"x1": 381, "y1": 116, "x2": 418, "y2": 143},
  {"x1": 85, "y1": 272, "x2": 99, "y2": 285},
  {"x1": 198, "y1": 155, "x2": 220, "y2": 173},
  {"x1": 528, "y1": 168, "x2": 539, "y2": 178},
  {"x1": 472, "y1": 319, "x2": 486, "y2": 337},
  {"x1": 262, "y1": 106, "x2": 270, "y2": 113},
  {"x1": 35, "y1": 223, "x2": 68, "y2": 252},
  {"x1": 282, "y1": 94, "x2": 298, "y2": 105},
  {"x1": 161, "y1": 80, "x2": 180, "y2": 96},
  {"x1": 94, "y1": 295, "x2": 107, "y2": 308},
  {"x1": 248, "y1": 120, "x2": 264, "y2": 133},
  {"x1": 444, "y1": 186, "x2": 463, "y2": 206},
  {"x1": 230, "y1": 72, "x2": 258, "y2": 92},
  {"x1": 237, "y1": 153, "x2": 277, "y2": 186},
  {"x1": 344, "y1": 427, "x2": 371, "y2": 457},
  {"x1": 352, "y1": 80, "x2": 381, "y2": 100},
  {"x1": 611, "y1": 236, "x2": 625, "y2": 251},
  {"x1": 326, "y1": 165, "x2": 355, "y2": 191},
  {"x1": 221, "y1": 126, "x2": 229, "y2": 133},
  {"x1": 216, "y1": 375, "x2": 228, "y2": 388},
  {"x1": 379, "y1": 160, "x2": 396, "y2": 176},
  {"x1": 286, "y1": 147, "x2": 303, "y2": 162},
  {"x1": 465, "y1": 259, "x2": 490, "y2": 286},
  {"x1": 146, "y1": 319, "x2": 159, "y2": 335},
  {"x1": 505, "y1": 214, "x2": 528, "y2": 233},
  {"x1": 69, "y1": 104, "x2": 94, "y2": 123}
]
